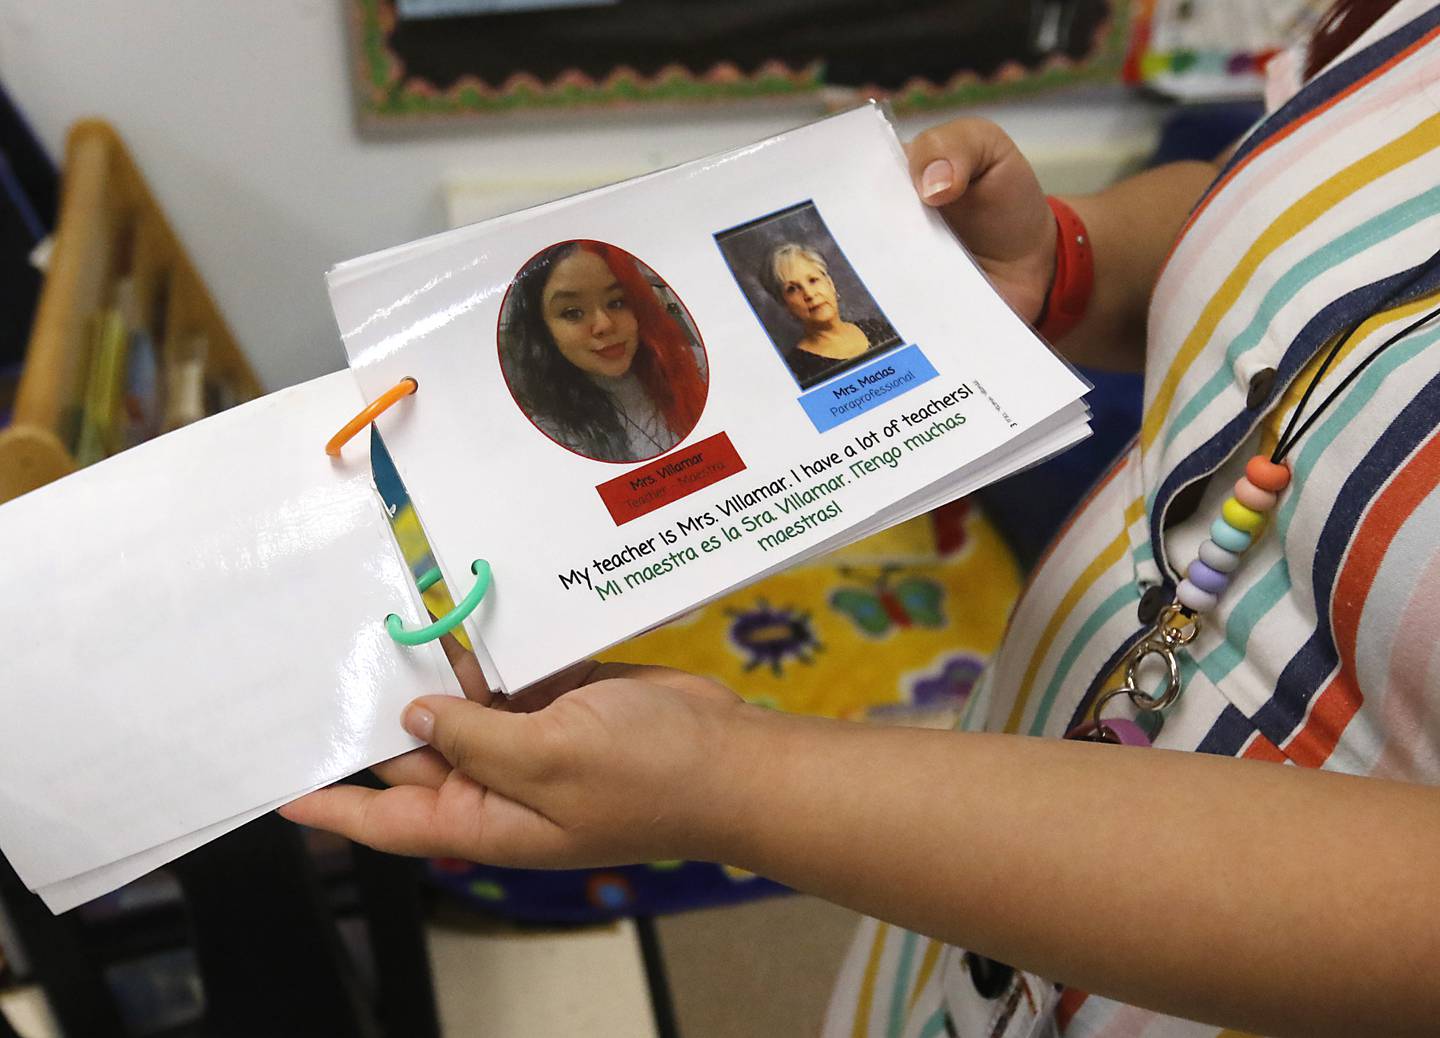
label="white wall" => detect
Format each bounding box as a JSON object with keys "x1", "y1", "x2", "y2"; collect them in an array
[{"x1": 0, "y1": 0, "x2": 1165, "y2": 391}]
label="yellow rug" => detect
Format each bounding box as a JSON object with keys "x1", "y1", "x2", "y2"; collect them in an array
[
  {"x1": 392, "y1": 498, "x2": 1020, "y2": 721},
  {"x1": 604, "y1": 499, "x2": 1019, "y2": 720}
]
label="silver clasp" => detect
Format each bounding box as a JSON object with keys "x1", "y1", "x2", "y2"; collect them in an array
[{"x1": 1090, "y1": 603, "x2": 1199, "y2": 724}]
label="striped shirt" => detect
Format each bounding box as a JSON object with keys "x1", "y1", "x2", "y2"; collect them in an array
[{"x1": 826, "y1": 3, "x2": 1440, "y2": 1035}]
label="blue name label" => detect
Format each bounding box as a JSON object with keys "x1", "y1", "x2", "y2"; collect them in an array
[{"x1": 796, "y1": 344, "x2": 938, "y2": 432}]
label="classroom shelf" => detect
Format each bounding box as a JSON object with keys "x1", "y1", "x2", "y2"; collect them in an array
[{"x1": 0, "y1": 119, "x2": 260, "y2": 504}]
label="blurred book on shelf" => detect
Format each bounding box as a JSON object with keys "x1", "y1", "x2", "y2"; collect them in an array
[{"x1": 0, "y1": 120, "x2": 261, "y2": 505}]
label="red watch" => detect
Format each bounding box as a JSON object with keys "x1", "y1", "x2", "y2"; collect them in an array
[{"x1": 1037, "y1": 196, "x2": 1094, "y2": 342}]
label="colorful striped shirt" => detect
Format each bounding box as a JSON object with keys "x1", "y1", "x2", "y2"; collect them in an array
[{"x1": 825, "y1": 3, "x2": 1440, "y2": 1035}]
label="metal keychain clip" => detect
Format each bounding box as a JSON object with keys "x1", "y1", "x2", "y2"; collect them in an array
[{"x1": 1071, "y1": 604, "x2": 1200, "y2": 745}]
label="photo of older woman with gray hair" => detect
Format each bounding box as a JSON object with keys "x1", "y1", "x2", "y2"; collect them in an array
[
  {"x1": 716, "y1": 201, "x2": 901, "y2": 390},
  {"x1": 761, "y1": 242, "x2": 899, "y2": 387}
]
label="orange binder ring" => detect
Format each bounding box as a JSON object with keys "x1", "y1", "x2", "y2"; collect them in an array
[{"x1": 326, "y1": 377, "x2": 418, "y2": 457}]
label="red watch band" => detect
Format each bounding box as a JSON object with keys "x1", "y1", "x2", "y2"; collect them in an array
[{"x1": 1037, "y1": 196, "x2": 1094, "y2": 342}]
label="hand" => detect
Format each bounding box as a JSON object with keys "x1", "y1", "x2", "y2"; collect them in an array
[
  {"x1": 906, "y1": 117, "x2": 1055, "y2": 324},
  {"x1": 278, "y1": 651, "x2": 755, "y2": 869}
]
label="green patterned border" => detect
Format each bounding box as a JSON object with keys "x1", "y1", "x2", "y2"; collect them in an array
[{"x1": 352, "y1": 0, "x2": 1133, "y2": 122}]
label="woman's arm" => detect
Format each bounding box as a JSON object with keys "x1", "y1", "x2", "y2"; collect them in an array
[
  {"x1": 727, "y1": 706, "x2": 1440, "y2": 1038},
  {"x1": 1060, "y1": 163, "x2": 1224, "y2": 370},
  {"x1": 283, "y1": 666, "x2": 1440, "y2": 1038},
  {"x1": 906, "y1": 118, "x2": 1219, "y2": 372}
]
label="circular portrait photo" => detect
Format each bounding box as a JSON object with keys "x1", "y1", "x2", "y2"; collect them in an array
[{"x1": 498, "y1": 240, "x2": 710, "y2": 464}]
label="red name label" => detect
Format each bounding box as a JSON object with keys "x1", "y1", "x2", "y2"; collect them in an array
[{"x1": 596, "y1": 432, "x2": 746, "y2": 525}]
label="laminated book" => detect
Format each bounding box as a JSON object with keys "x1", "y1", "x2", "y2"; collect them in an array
[
  {"x1": 0, "y1": 104, "x2": 1090, "y2": 912},
  {"x1": 331, "y1": 103, "x2": 1092, "y2": 691}
]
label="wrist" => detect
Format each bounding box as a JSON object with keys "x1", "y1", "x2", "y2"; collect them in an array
[{"x1": 685, "y1": 702, "x2": 801, "y2": 866}]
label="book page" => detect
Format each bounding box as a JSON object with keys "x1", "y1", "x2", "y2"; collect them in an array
[
  {"x1": 0, "y1": 373, "x2": 459, "y2": 893},
  {"x1": 331, "y1": 105, "x2": 1089, "y2": 691}
]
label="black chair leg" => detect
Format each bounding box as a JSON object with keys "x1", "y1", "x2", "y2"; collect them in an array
[
  {"x1": 351, "y1": 844, "x2": 441, "y2": 1038},
  {"x1": 635, "y1": 915, "x2": 680, "y2": 1038},
  {"x1": 0, "y1": 854, "x2": 124, "y2": 1037},
  {"x1": 169, "y1": 814, "x2": 376, "y2": 1038}
]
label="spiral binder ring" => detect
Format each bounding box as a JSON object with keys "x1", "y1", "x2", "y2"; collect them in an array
[
  {"x1": 326, "y1": 377, "x2": 418, "y2": 457},
  {"x1": 386, "y1": 560, "x2": 492, "y2": 646}
]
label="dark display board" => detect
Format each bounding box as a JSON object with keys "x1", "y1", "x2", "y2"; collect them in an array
[{"x1": 350, "y1": 0, "x2": 1132, "y2": 126}]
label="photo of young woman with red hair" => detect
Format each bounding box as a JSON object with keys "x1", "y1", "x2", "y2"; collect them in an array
[{"x1": 498, "y1": 240, "x2": 709, "y2": 463}]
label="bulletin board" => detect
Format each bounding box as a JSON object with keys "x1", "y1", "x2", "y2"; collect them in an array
[{"x1": 349, "y1": 0, "x2": 1134, "y2": 127}]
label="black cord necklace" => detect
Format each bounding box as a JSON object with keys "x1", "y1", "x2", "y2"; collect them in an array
[
  {"x1": 1072, "y1": 296, "x2": 1440, "y2": 745},
  {"x1": 1271, "y1": 303, "x2": 1440, "y2": 462}
]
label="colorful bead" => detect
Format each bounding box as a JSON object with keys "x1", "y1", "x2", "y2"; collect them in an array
[
  {"x1": 1093, "y1": 717, "x2": 1153, "y2": 747},
  {"x1": 1210, "y1": 518, "x2": 1252, "y2": 553},
  {"x1": 1187, "y1": 559, "x2": 1230, "y2": 595},
  {"x1": 1136, "y1": 708, "x2": 1165, "y2": 740},
  {"x1": 1166, "y1": 462, "x2": 1288, "y2": 623},
  {"x1": 1221, "y1": 497, "x2": 1265, "y2": 534},
  {"x1": 1198, "y1": 539, "x2": 1241, "y2": 573},
  {"x1": 1140, "y1": 52, "x2": 1169, "y2": 78},
  {"x1": 1232, "y1": 477, "x2": 1278, "y2": 512},
  {"x1": 1102, "y1": 717, "x2": 1153, "y2": 746},
  {"x1": 1176, "y1": 578, "x2": 1218, "y2": 613},
  {"x1": 1245, "y1": 455, "x2": 1291, "y2": 493}
]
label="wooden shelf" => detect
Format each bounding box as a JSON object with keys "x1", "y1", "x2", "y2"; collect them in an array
[{"x1": 0, "y1": 119, "x2": 261, "y2": 504}]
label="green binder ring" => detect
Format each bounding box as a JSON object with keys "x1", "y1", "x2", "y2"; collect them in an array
[{"x1": 386, "y1": 559, "x2": 491, "y2": 646}]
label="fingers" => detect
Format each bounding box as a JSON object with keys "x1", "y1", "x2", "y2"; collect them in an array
[
  {"x1": 904, "y1": 117, "x2": 1052, "y2": 289},
  {"x1": 440, "y1": 633, "x2": 493, "y2": 704},
  {"x1": 506, "y1": 661, "x2": 738, "y2": 714},
  {"x1": 279, "y1": 774, "x2": 576, "y2": 866},
  {"x1": 502, "y1": 658, "x2": 605, "y2": 713},
  {"x1": 405, "y1": 694, "x2": 546, "y2": 791},
  {"x1": 905, "y1": 118, "x2": 1011, "y2": 207},
  {"x1": 372, "y1": 746, "x2": 451, "y2": 789},
  {"x1": 588, "y1": 662, "x2": 742, "y2": 707},
  {"x1": 279, "y1": 784, "x2": 455, "y2": 857},
  {"x1": 502, "y1": 658, "x2": 713, "y2": 712}
]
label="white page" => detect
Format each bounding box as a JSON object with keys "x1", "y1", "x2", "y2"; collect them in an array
[
  {"x1": 0, "y1": 373, "x2": 458, "y2": 894},
  {"x1": 331, "y1": 105, "x2": 1090, "y2": 692},
  {"x1": 37, "y1": 791, "x2": 297, "y2": 914},
  {"x1": 642, "y1": 403, "x2": 1095, "y2": 627}
]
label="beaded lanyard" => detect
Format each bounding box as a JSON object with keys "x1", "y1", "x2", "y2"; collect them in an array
[{"x1": 1068, "y1": 300, "x2": 1440, "y2": 746}]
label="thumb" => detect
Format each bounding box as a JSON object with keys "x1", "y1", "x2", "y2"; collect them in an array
[
  {"x1": 906, "y1": 118, "x2": 1009, "y2": 208},
  {"x1": 403, "y1": 695, "x2": 544, "y2": 792},
  {"x1": 913, "y1": 154, "x2": 970, "y2": 208}
]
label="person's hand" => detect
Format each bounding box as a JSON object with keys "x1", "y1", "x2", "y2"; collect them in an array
[
  {"x1": 906, "y1": 117, "x2": 1056, "y2": 324},
  {"x1": 278, "y1": 651, "x2": 756, "y2": 869}
]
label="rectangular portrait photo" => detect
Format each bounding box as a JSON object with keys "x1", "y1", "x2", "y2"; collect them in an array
[{"x1": 714, "y1": 201, "x2": 903, "y2": 390}]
